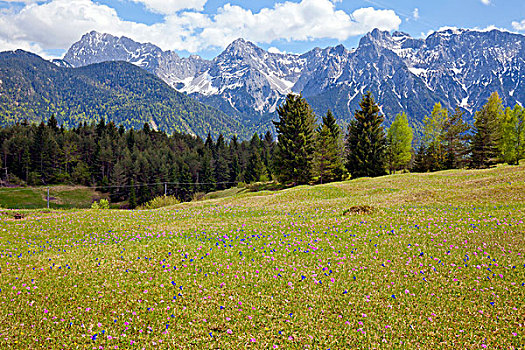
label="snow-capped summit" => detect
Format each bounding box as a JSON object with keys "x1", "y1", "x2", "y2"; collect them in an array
[{"x1": 62, "y1": 28, "x2": 525, "y2": 130}]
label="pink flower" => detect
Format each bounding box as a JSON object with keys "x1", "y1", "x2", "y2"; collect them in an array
[
  {"x1": 227, "y1": 329, "x2": 232, "y2": 334},
  {"x1": 43, "y1": 309, "x2": 48, "y2": 313}
]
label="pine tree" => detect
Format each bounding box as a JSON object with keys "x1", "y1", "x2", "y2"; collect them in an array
[
  {"x1": 413, "y1": 144, "x2": 431, "y2": 173},
  {"x1": 129, "y1": 179, "x2": 137, "y2": 209},
  {"x1": 273, "y1": 94, "x2": 317, "y2": 185},
  {"x1": 214, "y1": 134, "x2": 230, "y2": 190},
  {"x1": 200, "y1": 152, "x2": 215, "y2": 193},
  {"x1": 471, "y1": 92, "x2": 504, "y2": 168},
  {"x1": 345, "y1": 92, "x2": 387, "y2": 178},
  {"x1": 386, "y1": 112, "x2": 413, "y2": 174},
  {"x1": 314, "y1": 124, "x2": 339, "y2": 183},
  {"x1": 262, "y1": 131, "x2": 275, "y2": 180},
  {"x1": 314, "y1": 111, "x2": 344, "y2": 183},
  {"x1": 245, "y1": 134, "x2": 266, "y2": 183},
  {"x1": 443, "y1": 107, "x2": 470, "y2": 169}
]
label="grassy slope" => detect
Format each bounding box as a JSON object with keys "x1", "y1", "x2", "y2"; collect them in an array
[
  {"x1": 0, "y1": 186, "x2": 99, "y2": 209},
  {"x1": 0, "y1": 164, "x2": 524, "y2": 348}
]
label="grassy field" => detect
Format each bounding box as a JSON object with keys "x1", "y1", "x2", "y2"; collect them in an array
[
  {"x1": 0, "y1": 186, "x2": 100, "y2": 209},
  {"x1": 0, "y1": 164, "x2": 524, "y2": 349}
]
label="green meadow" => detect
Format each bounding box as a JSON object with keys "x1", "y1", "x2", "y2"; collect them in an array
[
  {"x1": 0, "y1": 164, "x2": 524, "y2": 349},
  {"x1": 0, "y1": 186, "x2": 99, "y2": 210}
]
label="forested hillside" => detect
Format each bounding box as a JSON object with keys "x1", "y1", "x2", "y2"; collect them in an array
[{"x1": 0, "y1": 50, "x2": 247, "y2": 139}]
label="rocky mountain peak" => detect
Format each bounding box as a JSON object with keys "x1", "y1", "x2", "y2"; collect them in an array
[
  {"x1": 59, "y1": 28, "x2": 525, "y2": 131},
  {"x1": 219, "y1": 38, "x2": 263, "y2": 59}
]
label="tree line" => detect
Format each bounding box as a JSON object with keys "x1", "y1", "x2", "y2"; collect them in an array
[
  {"x1": 0, "y1": 117, "x2": 275, "y2": 207},
  {"x1": 272, "y1": 91, "x2": 524, "y2": 185},
  {"x1": 1, "y1": 91, "x2": 523, "y2": 207}
]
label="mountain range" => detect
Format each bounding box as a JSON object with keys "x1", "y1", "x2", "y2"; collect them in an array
[
  {"x1": 60, "y1": 28, "x2": 525, "y2": 133},
  {"x1": 1, "y1": 28, "x2": 524, "y2": 139}
]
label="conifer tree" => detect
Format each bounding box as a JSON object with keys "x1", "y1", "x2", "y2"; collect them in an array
[
  {"x1": 214, "y1": 134, "x2": 230, "y2": 189},
  {"x1": 200, "y1": 152, "x2": 215, "y2": 193},
  {"x1": 262, "y1": 131, "x2": 275, "y2": 180},
  {"x1": 443, "y1": 107, "x2": 470, "y2": 169},
  {"x1": 245, "y1": 134, "x2": 266, "y2": 183},
  {"x1": 345, "y1": 92, "x2": 387, "y2": 178},
  {"x1": 471, "y1": 92, "x2": 504, "y2": 168},
  {"x1": 314, "y1": 110, "x2": 344, "y2": 183},
  {"x1": 386, "y1": 112, "x2": 413, "y2": 174},
  {"x1": 128, "y1": 179, "x2": 137, "y2": 209},
  {"x1": 273, "y1": 94, "x2": 317, "y2": 185}
]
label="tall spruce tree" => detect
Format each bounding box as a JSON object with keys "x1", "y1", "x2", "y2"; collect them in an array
[
  {"x1": 314, "y1": 110, "x2": 344, "y2": 183},
  {"x1": 471, "y1": 92, "x2": 504, "y2": 168},
  {"x1": 443, "y1": 107, "x2": 470, "y2": 169},
  {"x1": 245, "y1": 134, "x2": 266, "y2": 183},
  {"x1": 345, "y1": 92, "x2": 387, "y2": 178},
  {"x1": 386, "y1": 112, "x2": 413, "y2": 174},
  {"x1": 273, "y1": 94, "x2": 317, "y2": 185}
]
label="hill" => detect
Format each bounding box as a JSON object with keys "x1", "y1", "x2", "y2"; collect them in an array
[
  {"x1": 1, "y1": 165, "x2": 524, "y2": 347},
  {"x1": 0, "y1": 50, "x2": 247, "y2": 139}
]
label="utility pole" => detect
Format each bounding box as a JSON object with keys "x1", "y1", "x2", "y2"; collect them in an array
[{"x1": 47, "y1": 188, "x2": 50, "y2": 209}]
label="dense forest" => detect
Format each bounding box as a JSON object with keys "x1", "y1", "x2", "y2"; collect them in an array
[
  {"x1": 1, "y1": 91, "x2": 523, "y2": 208},
  {"x1": 0, "y1": 50, "x2": 246, "y2": 139}
]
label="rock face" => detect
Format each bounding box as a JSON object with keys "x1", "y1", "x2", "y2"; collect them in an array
[{"x1": 63, "y1": 28, "x2": 525, "y2": 130}]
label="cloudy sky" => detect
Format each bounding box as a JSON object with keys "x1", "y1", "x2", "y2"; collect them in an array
[{"x1": 1, "y1": 0, "x2": 524, "y2": 59}]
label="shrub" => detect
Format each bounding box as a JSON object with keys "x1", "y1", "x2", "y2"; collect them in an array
[
  {"x1": 91, "y1": 199, "x2": 109, "y2": 209},
  {"x1": 99, "y1": 199, "x2": 110, "y2": 209},
  {"x1": 138, "y1": 195, "x2": 180, "y2": 210}
]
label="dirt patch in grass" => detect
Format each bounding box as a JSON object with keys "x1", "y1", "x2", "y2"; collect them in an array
[{"x1": 343, "y1": 205, "x2": 375, "y2": 215}]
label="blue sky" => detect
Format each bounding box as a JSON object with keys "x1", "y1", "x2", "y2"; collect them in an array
[{"x1": 0, "y1": 0, "x2": 524, "y2": 59}]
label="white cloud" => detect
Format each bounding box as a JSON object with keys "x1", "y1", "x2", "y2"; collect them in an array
[
  {"x1": 0, "y1": 0, "x2": 402, "y2": 56},
  {"x1": 128, "y1": 0, "x2": 207, "y2": 15},
  {"x1": 412, "y1": 8, "x2": 419, "y2": 20},
  {"x1": 268, "y1": 47, "x2": 286, "y2": 54},
  {"x1": 0, "y1": 0, "x2": 44, "y2": 3},
  {"x1": 199, "y1": 1, "x2": 401, "y2": 49},
  {"x1": 512, "y1": 19, "x2": 525, "y2": 31},
  {"x1": 480, "y1": 0, "x2": 491, "y2": 5}
]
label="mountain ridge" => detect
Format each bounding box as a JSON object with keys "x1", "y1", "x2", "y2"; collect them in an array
[
  {"x1": 0, "y1": 49, "x2": 246, "y2": 139},
  {"x1": 61, "y1": 28, "x2": 525, "y2": 133}
]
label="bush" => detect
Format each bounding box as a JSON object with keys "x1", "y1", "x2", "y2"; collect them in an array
[
  {"x1": 137, "y1": 195, "x2": 180, "y2": 210},
  {"x1": 91, "y1": 199, "x2": 109, "y2": 209},
  {"x1": 99, "y1": 199, "x2": 110, "y2": 209}
]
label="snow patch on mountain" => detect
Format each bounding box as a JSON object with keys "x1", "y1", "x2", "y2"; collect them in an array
[{"x1": 62, "y1": 28, "x2": 525, "y2": 126}]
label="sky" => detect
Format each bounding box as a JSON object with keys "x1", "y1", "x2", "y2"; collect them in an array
[{"x1": 0, "y1": 0, "x2": 524, "y2": 59}]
